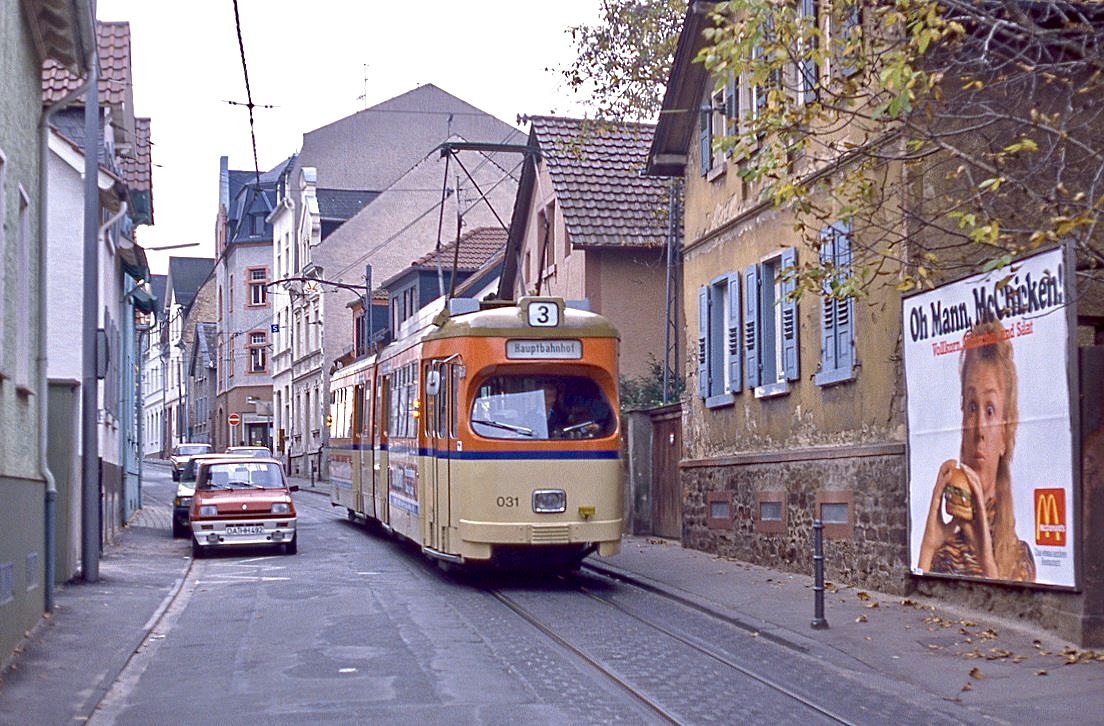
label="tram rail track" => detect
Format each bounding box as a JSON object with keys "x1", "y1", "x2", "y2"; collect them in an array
[{"x1": 488, "y1": 581, "x2": 858, "y2": 726}]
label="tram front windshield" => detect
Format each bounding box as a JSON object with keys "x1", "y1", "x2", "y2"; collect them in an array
[{"x1": 470, "y1": 375, "x2": 614, "y2": 440}]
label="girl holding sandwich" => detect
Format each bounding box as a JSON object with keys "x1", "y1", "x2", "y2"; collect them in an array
[{"x1": 917, "y1": 319, "x2": 1036, "y2": 582}]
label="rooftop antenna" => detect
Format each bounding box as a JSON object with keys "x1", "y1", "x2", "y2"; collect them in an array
[{"x1": 357, "y1": 63, "x2": 369, "y2": 108}]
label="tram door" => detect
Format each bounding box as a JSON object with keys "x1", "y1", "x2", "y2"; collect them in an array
[
  {"x1": 356, "y1": 380, "x2": 377, "y2": 520},
  {"x1": 376, "y1": 372, "x2": 390, "y2": 526},
  {"x1": 427, "y1": 361, "x2": 458, "y2": 553}
]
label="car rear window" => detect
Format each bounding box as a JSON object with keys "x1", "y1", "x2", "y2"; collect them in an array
[{"x1": 177, "y1": 445, "x2": 212, "y2": 456}]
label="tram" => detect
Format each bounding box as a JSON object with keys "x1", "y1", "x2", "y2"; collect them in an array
[{"x1": 328, "y1": 296, "x2": 623, "y2": 570}]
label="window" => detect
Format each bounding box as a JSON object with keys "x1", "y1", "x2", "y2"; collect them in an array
[
  {"x1": 706, "y1": 492, "x2": 734, "y2": 529},
  {"x1": 249, "y1": 332, "x2": 267, "y2": 372},
  {"x1": 15, "y1": 186, "x2": 31, "y2": 390},
  {"x1": 248, "y1": 267, "x2": 268, "y2": 305},
  {"x1": 537, "y1": 201, "x2": 558, "y2": 266},
  {"x1": 229, "y1": 274, "x2": 234, "y2": 310},
  {"x1": 816, "y1": 221, "x2": 856, "y2": 386},
  {"x1": 745, "y1": 247, "x2": 799, "y2": 396},
  {"x1": 756, "y1": 490, "x2": 787, "y2": 534},
  {"x1": 469, "y1": 374, "x2": 613, "y2": 441},
  {"x1": 697, "y1": 273, "x2": 741, "y2": 407},
  {"x1": 834, "y1": 0, "x2": 863, "y2": 78},
  {"x1": 699, "y1": 77, "x2": 738, "y2": 175},
  {"x1": 815, "y1": 489, "x2": 854, "y2": 539},
  {"x1": 795, "y1": 0, "x2": 819, "y2": 105}
]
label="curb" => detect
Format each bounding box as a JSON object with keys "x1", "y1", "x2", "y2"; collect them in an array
[{"x1": 581, "y1": 558, "x2": 811, "y2": 654}]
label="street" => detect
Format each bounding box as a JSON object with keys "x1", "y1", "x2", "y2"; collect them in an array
[
  {"x1": 92, "y1": 468, "x2": 942, "y2": 726},
  {"x1": 3, "y1": 464, "x2": 1103, "y2": 725}
]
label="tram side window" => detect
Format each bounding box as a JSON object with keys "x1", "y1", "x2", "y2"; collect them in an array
[
  {"x1": 353, "y1": 384, "x2": 364, "y2": 439},
  {"x1": 470, "y1": 375, "x2": 614, "y2": 440}
]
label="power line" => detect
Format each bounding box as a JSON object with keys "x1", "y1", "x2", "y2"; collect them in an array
[{"x1": 232, "y1": 0, "x2": 262, "y2": 185}]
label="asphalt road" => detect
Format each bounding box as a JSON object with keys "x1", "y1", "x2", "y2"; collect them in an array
[{"x1": 73, "y1": 467, "x2": 983, "y2": 726}]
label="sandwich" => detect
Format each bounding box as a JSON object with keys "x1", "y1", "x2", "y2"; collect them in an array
[{"x1": 943, "y1": 466, "x2": 973, "y2": 522}]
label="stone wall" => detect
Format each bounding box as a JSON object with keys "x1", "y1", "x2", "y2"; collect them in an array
[{"x1": 681, "y1": 445, "x2": 911, "y2": 594}]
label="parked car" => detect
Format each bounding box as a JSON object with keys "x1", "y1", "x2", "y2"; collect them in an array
[
  {"x1": 170, "y1": 442, "x2": 213, "y2": 481},
  {"x1": 224, "y1": 445, "x2": 273, "y2": 458},
  {"x1": 190, "y1": 457, "x2": 298, "y2": 557},
  {"x1": 172, "y1": 453, "x2": 238, "y2": 538}
]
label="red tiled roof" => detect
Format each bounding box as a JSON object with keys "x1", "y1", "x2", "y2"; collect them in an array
[
  {"x1": 528, "y1": 116, "x2": 671, "y2": 249},
  {"x1": 42, "y1": 21, "x2": 131, "y2": 105},
  {"x1": 121, "y1": 117, "x2": 152, "y2": 191},
  {"x1": 409, "y1": 227, "x2": 507, "y2": 271}
]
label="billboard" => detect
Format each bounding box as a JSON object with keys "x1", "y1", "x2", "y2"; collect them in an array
[{"x1": 904, "y1": 247, "x2": 1076, "y2": 588}]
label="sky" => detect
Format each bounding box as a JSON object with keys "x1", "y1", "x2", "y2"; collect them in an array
[{"x1": 96, "y1": 0, "x2": 603, "y2": 275}]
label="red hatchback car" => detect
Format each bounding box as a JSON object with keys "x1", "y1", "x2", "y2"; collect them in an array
[{"x1": 189, "y1": 457, "x2": 298, "y2": 557}]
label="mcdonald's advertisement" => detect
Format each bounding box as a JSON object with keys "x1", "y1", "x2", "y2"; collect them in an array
[{"x1": 904, "y1": 248, "x2": 1076, "y2": 588}]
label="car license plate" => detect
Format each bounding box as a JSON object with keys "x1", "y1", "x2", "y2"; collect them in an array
[{"x1": 226, "y1": 525, "x2": 264, "y2": 535}]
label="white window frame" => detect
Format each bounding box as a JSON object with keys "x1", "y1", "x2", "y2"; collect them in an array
[
  {"x1": 249, "y1": 332, "x2": 267, "y2": 373},
  {"x1": 248, "y1": 266, "x2": 268, "y2": 306}
]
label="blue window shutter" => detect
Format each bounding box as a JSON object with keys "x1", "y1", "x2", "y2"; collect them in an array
[
  {"x1": 726, "y1": 273, "x2": 741, "y2": 392},
  {"x1": 699, "y1": 104, "x2": 712, "y2": 176},
  {"x1": 835, "y1": 223, "x2": 855, "y2": 373},
  {"x1": 744, "y1": 265, "x2": 760, "y2": 388},
  {"x1": 819, "y1": 227, "x2": 837, "y2": 373},
  {"x1": 725, "y1": 76, "x2": 739, "y2": 140},
  {"x1": 698, "y1": 286, "x2": 709, "y2": 398},
  {"x1": 780, "y1": 247, "x2": 800, "y2": 381}
]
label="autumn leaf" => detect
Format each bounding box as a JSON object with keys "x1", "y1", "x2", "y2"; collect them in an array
[{"x1": 968, "y1": 667, "x2": 985, "y2": 679}]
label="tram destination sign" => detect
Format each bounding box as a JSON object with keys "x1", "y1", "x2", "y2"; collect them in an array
[{"x1": 506, "y1": 339, "x2": 582, "y2": 360}]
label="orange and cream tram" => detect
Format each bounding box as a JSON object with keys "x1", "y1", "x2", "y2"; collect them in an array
[{"x1": 328, "y1": 296, "x2": 623, "y2": 570}]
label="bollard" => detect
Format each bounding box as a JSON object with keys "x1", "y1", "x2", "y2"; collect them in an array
[
  {"x1": 811, "y1": 519, "x2": 829, "y2": 629},
  {"x1": 310, "y1": 461, "x2": 316, "y2": 488}
]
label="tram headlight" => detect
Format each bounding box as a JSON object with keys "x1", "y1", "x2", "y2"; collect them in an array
[{"x1": 532, "y1": 489, "x2": 566, "y2": 513}]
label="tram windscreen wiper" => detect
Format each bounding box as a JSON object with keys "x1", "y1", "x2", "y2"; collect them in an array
[{"x1": 471, "y1": 418, "x2": 535, "y2": 437}]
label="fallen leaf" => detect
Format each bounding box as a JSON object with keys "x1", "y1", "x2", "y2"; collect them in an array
[
  {"x1": 900, "y1": 598, "x2": 920, "y2": 607},
  {"x1": 969, "y1": 667, "x2": 985, "y2": 679},
  {"x1": 865, "y1": 601, "x2": 879, "y2": 609},
  {"x1": 1037, "y1": 670, "x2": 1048, "y2": 676},
  {"x1": 856, "y1": 614, "x2": 868, "y2": 623},
  {"x1": 856, "y1": 591, "x2": 871, "y2": 601},
  {"x1": 961, "y1": 683, "x2": 973, "y2": 692}
]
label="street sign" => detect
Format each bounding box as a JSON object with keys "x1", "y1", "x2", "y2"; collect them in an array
[{"x1": 227, "y1": 413, "x2": 241, "y2": 426}]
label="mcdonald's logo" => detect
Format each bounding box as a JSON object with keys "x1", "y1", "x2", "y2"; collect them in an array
[{"x1": 1035, "y1": 488, "x2": 1066, "y2": 547}]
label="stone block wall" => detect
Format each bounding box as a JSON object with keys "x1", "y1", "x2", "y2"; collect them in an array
[{"x1": 681, "y1": 445, "x2": 911, "y2": 594}]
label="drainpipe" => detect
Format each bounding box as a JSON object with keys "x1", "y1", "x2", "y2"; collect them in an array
[
  {"x1": 82, "y1": 58, "x2": 100, "y2": 583},
  {"x1": 40, "y1": 64, "x2": 96, "y2": 611}
]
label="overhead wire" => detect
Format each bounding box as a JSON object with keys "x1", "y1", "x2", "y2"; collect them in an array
[{"x1": 231, "y1": 0, "x2": 262, "y2": 186}]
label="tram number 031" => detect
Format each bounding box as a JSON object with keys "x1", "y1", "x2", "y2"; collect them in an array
[{"x1": 496, "y1": 496, "x2": 520, "y2": 508}]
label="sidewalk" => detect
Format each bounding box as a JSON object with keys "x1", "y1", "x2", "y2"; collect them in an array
[
  {"x1": 0, "y1": 461, "x2": 191, "y2": 725},
  {"x1": 588, "y1": 536, "x2": 1104, "y2": 723},
  {"x1": 2, "y1": 470, "x2": 1101, "y2": 724}
]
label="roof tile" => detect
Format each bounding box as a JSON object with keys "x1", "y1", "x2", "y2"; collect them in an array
[{"x1": 528, "y1": 116, "x2": 671, "y2": 249}]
